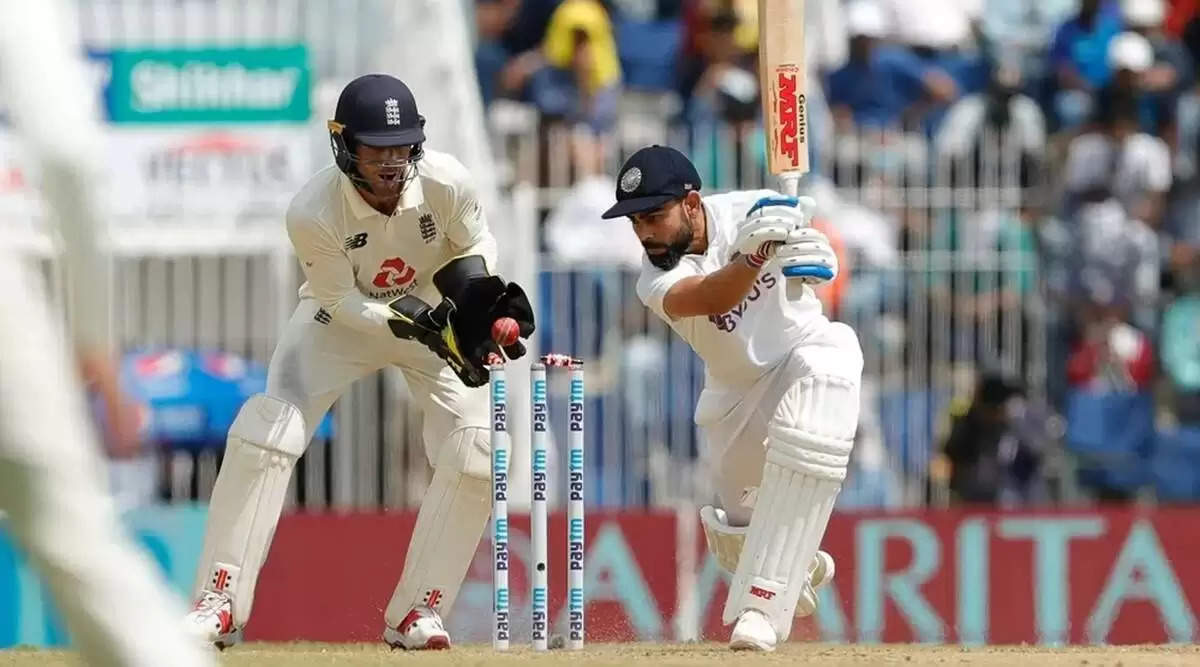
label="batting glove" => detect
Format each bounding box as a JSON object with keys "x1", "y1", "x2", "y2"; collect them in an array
[
  {"x1": 734, "y1": 195, "x2": 815, "y2": 268},
  {"x1": 776, "y1": 226, "x2": 837, "y2": 285}
]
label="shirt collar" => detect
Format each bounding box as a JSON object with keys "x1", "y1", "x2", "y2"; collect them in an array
[{"x1": 338, "y1": 169, "x2": 426, "y2": 219}]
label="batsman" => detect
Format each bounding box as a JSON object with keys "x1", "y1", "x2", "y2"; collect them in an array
[
  {"x1": 602, "y1": 145, "x2": 861, "y2": 651},
  {"x1": 185, "y1": 74, "x2": 535, "y2": 650}
]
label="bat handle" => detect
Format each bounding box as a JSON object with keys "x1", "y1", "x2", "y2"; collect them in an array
[
  {"x1": 779, "y1": 171, "x2": 802, "y2": 199},
  {"x1": 777, "y1": 170, "x2": 813, "y2": 301}
]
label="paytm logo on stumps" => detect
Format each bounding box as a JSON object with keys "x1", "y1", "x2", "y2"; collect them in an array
[
  {"x1": 569, "y1": 518, "x2": 585, "y2": 571},
  {"x1": 493, "y1": 517, "x2": 509, "y2": 569},
  {"x1": 569, "y1": 448, "x2": 584, "y2": 502},
  {"x1": 490, "y1": 377, "x2": 507, "y2": 432},
  {"x1": 569, "y1": 588, "x2": 585, "y2": 641},
  {"x1": 533, "y1": 377, "x2": 547, "y2": 413},
  {"x1": 494, "y1": 588, "x2": 510, "y2": 641},
  {"x1": 493, "y1": 448, "x2": 508, "y2": 502},
  {"x1": 569, "y1": 378, "x2": 584, "y2": 432},
  {"x1": 532, "y1": 449, "x2": 548, "y2": 501},
  {"x1": 531, "y1": 587, "x2": 548, "y2": 640}
]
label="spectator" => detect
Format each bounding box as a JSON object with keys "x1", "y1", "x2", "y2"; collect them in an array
[
  {"x1": 544, "y1": 130, "x2": 644, "y2": 268},
  {"x1": 825, "y1": 0, "x2": 957, "y2": 132},
  {"x1": 1066, "y1": 287, "x2": 1156, "y2": 393},
  {"x1": 1062, "y1": 286, "x2": 1157, "y2": 501},
  {"x1": 934, "y1": 60, "x2": 1047, "y2": 190},
  {"x1": 980, "y1": 0, "x2": 1078, "y2": 80},
  {"x1": 939, "y1": 373, "x2": 1050, "y2": 506},
  {"x1": 475, "y1": 0, "x2": 525, "y2": 107},
  {"x1": 1168, "y1": 92, "x2": 1200, "y2": 262},
  {"x1": 474, "y1": 0, "x2": 562, "y2": 107},
  {"x1": 876, "y1": 0, "x2": 981, "y2": 54},
  {"x1": 1063, "y1": 91, "x2": 1171, "y2": 227},
  {"x1": 1049, "y1": 0, "x2": 1124, "y2": 130},
  {"x1": 876, "y1": 0, "x2": 987, "y2": 95},
  {"x1": 1168, "y1": 0, "x2": 1200, "y2": 37},
  {"x1": 677, "y1": 9, "x2": 756, "y2": 126},
  {"x1": 533, "y1": 0, "x2": 623, "y2": 135},
  {"x1": 1095, "y1": 31, "x2": 1166, "y2": 135},
  {"x1": 1160, "y1": 263, "x2": 1200, "y2": 424},
  {"x1": 1071, "y1": 197, "x2": 1162, "y2": 329},
  {"x1": 1120, "y1": 0, "x2": 1193, "y2": 133}
]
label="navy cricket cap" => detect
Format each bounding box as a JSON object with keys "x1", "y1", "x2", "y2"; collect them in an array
[
  {"x1": 334, "y1": 74, "x2": 425, "y2": 147},
  {"x1": 601, "y1": 145, "x2": 702, "y2": 219}
]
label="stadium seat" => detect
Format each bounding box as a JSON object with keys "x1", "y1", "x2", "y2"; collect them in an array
[
  {"x1": 879, "y1": 389, "x2": 951, "y2": 479},
  {"x1": 1151, "y1": 427, "x2": 1200, "y2": 501},
  {"x1": 1065, "y1": 390, "x2": 1155, "y2": 494},
  {"x1": 614, "y1": 19, "x2": 682, "y2": 92}
]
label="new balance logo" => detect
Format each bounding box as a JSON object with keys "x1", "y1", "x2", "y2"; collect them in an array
[
  {"x1": 749, "y1": 586, "x2": 776, "y2": 601},
  {"x1": 314, "y1": 308, "x2": 332, "y2": 325},
  {"x1": 344, "y1": 233, "x2": 368, "y2": 250},
  {"x1": 418, "y1": 213, "x2": 436, "y2": 243}
]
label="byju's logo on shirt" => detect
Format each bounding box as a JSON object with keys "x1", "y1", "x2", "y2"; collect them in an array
[{"x1": 708, "y1": 273, "x2": 777, "y2": 333}]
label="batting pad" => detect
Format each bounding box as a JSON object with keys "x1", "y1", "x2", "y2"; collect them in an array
[
  {"x1": 193, "y1": 394, "x2": 307, "y2": 625},
  {"x1": 385, "y1": 426, "x2": 493, "y2": 626},
  {"x1": 722, "y1": 374, "x2": 858, "y2": 640},
  {"x1": 700, "y1": 506, "x2": 746, "y2": 574}
]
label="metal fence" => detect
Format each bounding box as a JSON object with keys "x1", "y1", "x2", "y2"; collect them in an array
[
  {"x1": 50, "y1": 118, "x2": 1050, "y2": 513},
  {"x1": 524, "y1": 118, "x2": 1051, "y2": 509},
  {"x1": 40, "y1": 1, "x2": 1056, "y2": 512}
]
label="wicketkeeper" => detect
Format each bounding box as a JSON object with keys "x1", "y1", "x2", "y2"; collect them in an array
[{"x1": 185, "y1": 74, "x2": 535, "y2": 651}]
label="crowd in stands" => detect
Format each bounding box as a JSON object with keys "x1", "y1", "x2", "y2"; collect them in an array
[{"x1": 471, "y1": 0, "x2": 1200, "y2": 507}]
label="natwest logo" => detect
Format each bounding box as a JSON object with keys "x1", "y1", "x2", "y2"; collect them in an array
[{"x1": 372, "y1": 257, "x2": 416, "y2": 289}]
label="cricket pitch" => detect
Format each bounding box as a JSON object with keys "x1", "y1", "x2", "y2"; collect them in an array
[{"x1": 2, "y1": 642, "x2": 1198, "y2": 666}]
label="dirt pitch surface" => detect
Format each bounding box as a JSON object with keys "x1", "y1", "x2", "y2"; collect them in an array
[{"x1": 2, "y1": 642, "x2": 1198, "y2": 666}]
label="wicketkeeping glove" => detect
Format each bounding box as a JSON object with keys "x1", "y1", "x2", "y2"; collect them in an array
[{"x1": 384, "y1": 295, "x2": 490, "y2": 387}]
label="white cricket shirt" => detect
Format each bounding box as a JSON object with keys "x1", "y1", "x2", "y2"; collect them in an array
[
  {"x1": 286, "y1": 149, "x2": 498, "y2": 335},
  {"x1": 636, "y1": 190, "x2": 826, "y2": 391}
]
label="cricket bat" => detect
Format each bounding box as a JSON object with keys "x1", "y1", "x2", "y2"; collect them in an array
[
  {"x1": 758, "y1": 0, "x2": 812, "y2": 299},
  {"x1": 758, "y1": 0, "x2": 808, "y2": 196}
]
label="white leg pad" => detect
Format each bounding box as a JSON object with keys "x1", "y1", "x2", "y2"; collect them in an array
[
  {"x1": 722, "y1": 374, "x2": 858, "y2": 640},
  {"x1": 702, "y1": 505, "x2": 833, "y2": 618},
  {"x1": 192, "y1": 394, "x2": 307, "y2": 625},
  {"x1": 384, "y1": 425, "x2": 493, "y2": 625}
]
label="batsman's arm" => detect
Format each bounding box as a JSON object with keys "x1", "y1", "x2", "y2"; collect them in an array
[
  {"x1": 285, "y1": 207, "x2": 394, "y2": 334},
  {"x1": 656, "y1": 259, "x2": 763, "y2": 320}
]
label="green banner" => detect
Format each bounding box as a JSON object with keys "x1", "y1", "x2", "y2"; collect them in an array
[{"x1": 107, "y1": 46, "x2": 310, "y2": 123}]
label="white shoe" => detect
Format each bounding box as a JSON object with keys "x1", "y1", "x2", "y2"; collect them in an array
[
  {"x1": 184, "y1": 591, "x2": 240, "y2": 649},
  {"x1": 795, "y1": 550, "x2": 836, "y2": 618},
  {"x1": 729, "y1": 609, "x2": 777, "y2": 651},
  {"x1": 382, "y1": 606, "x2": 451, "y2": 650}
]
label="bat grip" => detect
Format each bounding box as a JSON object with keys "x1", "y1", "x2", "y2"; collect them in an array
[
  {"x1": 777, "y1": 170, "x2": 814, "y2": 299},
  {"x1": 779, "y1": 171, "x2": 802, "y2": 199}
]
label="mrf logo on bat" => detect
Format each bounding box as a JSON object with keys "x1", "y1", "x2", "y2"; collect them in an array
[{"x1": 772, "y1": 64, "x2": 806, "y2": 168}]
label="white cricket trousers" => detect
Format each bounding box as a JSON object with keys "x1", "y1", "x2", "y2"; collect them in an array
[
  {"x1": 0, "y1": 255, "x2": 211, "y2": 666},
  {"x1": 695, "y1": 320, "x2": 863, "y2": 526}
]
